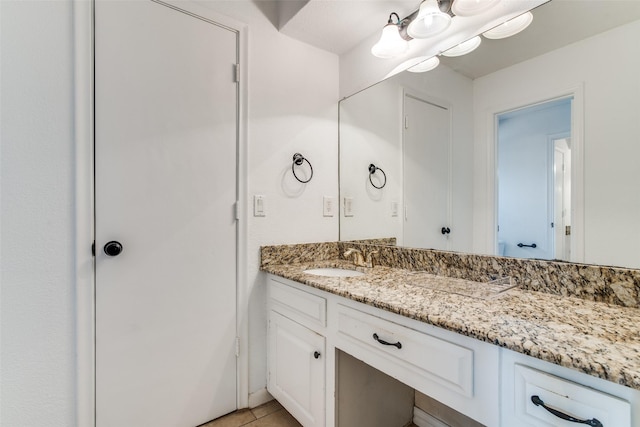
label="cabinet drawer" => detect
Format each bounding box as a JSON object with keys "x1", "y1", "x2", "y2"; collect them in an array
[
  {"x1": 269, "y1": 278, "x2": 326, "y2": 330},
  {"x1": 514, "y1": 364, "x2": 631, "y2": 426},
  {"x1": 336, "y1": 304, "x2": 473, "y2": 397}
]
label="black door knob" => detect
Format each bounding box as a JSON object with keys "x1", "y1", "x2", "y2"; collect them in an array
[
  {"x1": 104, "y1": 241, "x2": 123, "y2": 256},
  {"x1": 313, "y1": 351, "x2": 321, "y2": 359}
]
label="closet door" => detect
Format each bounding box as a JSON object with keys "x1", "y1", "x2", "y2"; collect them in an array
[
  {"x1": 95, "y1": 1, "x2": 238, "y2": 426},
  {"x1": 403, "y1": 92, "x2": 451, "y2": 250}
]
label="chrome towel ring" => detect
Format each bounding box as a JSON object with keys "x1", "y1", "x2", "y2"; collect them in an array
[
  {"x1": 368, "y1": 164, "x2": 387, "y2": 189},
  {"x1": 292, "y1": 153, "x2": 313, "y2": 183}
]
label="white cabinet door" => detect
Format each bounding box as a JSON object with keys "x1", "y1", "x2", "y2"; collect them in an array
[{"x1": 268, "y1": 311, "x2": 325, "y2": 427}]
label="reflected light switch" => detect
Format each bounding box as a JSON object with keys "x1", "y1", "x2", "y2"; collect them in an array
[
  {"x1": 391, "y1": 201, "x2": 399, "y2": 217},
  {"x1": 323, "y1": 196, "x2": 336, "y2": 217},
  {"x1": 344, "y1": 197, "x2": 354, "y2": 217}
]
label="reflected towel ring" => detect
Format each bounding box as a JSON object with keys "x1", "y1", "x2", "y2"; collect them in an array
[
  {"x1": 368, "y1": 164, "x2": 387, "y2": 189},
  {"x1": 292, "y1": 153, "x2": 313, "y2": 183}
]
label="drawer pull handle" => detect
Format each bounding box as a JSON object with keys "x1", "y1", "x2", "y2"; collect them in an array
[
  {"x1": 372, "y1": 333, "x2": 402, "y2": 349},
  {"x1": 531, "y1": 395, "x2": 603, "y2": 427}
]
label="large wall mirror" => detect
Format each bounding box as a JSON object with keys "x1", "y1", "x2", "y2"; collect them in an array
[{"x1": 339, "y1": 0, "x2": 640, "y2": 269}]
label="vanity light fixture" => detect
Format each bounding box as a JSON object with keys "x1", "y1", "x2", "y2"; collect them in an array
[
  {"x1": 482, "y1": 11, "x2": 533, "y2": 39},
  {"x1": 451, "y1": 0, "x2": 501, "y2": 17},
  {"x1": 441, "y1": 35, "x2": 481, "y2": 57},
  {"x1": 407, "y1": 56, "x2": 440, "y2": 73},
  {"x1": 407, "y1": 0, "x2": 452, "y2": 39},
  {"x1": 371, "y1": 12, "x2": 410, "y2": 59},
  {"x1": 372, "y1": 0, "x2": 536, "y2": 62}
]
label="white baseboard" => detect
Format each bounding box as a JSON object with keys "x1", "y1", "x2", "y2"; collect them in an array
[
  {"x1": 413, "y1": 406, "x2": 450, "y2": 427},
  {"x1": 248, "y1": 388, "x2": 274, "y2": 408}
]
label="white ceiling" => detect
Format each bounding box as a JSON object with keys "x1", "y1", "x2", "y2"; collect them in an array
[
  {"x1": 278, "y1": 0, "x2": 418, "y2": 55},
  {"x1": 277, "y1": 0, "x2": 640, "y2": 79}
]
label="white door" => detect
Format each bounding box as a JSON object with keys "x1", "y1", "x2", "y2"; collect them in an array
[
  {"x1": 403, "y1": 92, "x2": 451, "y2": 250},
  {"x1": 95, "y1": 1, "x2": 238, "y2": 426}
]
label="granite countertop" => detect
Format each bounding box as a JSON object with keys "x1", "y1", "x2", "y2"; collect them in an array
[{"x1": 263, "y1": 259, "x2": 640, "y2": 390}]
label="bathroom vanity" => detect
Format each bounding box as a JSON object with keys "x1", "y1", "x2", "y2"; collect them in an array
[{"x1": 261, "y1": 243, "x2": 640, "y2": 427}]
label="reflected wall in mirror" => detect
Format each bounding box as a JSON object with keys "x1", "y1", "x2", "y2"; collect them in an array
[
  {"x1": 340, "y1": 66, "x2": 473, "y2": 253},
  {"x1": 339, "y1": 0, "x2": 640, "y2": 269}
]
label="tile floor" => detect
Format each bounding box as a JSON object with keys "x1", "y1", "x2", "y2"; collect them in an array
[
  {"x1": 199, "y1": 400, "x2": 302, "y2": 427},
  {"x1": 201, "y1": 400, "x2": 421, "y2": 427}
]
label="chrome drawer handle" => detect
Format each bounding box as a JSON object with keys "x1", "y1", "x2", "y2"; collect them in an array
[
  {"x1": 531, "y1": 395, "x2": 603, "y2": 427},
  {"x1": 372, "y1": 333, "x2": 402, "y2": 349}
]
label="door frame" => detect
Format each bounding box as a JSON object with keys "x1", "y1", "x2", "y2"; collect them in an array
[
  {"x1": 550, "y1": 133, "x2": 571, "y2": 261},
  {"x1": 481, "y1": 85, "x2": 584, "y2": 262},
  {"x1": 73, "y1": 2, "x2": 249, "y2": 425}
]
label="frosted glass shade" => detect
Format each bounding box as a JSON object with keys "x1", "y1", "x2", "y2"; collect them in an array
[
  {"x1": 407, "y1": 56, "x2": 440, "y2": 73},
  {"x1": 441, "y1": 36, "x2": 482, "y2": 57},
  {"x1": 483, "y1": 11, "x2": 533, "y2": 39},
  {"x1": 452, "y1": 0, "x2": 501, "y2": 16},
  {"x1": 408, "y1": 0, "x2": 452, "y2": 39},
  {"x1": 371, "y1": 24, "x2": 409, "y2": 58}
]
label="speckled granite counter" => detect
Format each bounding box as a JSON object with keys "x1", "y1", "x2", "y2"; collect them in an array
[{"x1": 262, "y1": 258, "x2": 640, "y2": 390}]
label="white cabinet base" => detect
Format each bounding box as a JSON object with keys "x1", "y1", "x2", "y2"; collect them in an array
[
  {"x1": 267, "y1": 275, "x2": 640, "y2": 427},
  {"x1": 268, "y1": 311, "x2": 325, "y2": 427}
]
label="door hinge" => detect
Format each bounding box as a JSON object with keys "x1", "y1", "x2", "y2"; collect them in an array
[
  {"x1": 92, "y1": 241, "x2": 96, "y2": 256},
  {"x1": 404, "y1": 116, "x2": 409, "y2": 129},
  {"x1": 235, "y1": 337, "x2": 240, "y2": 357},
  {"x1": 234, "y1": 201, "x2": 240, "y2": 221},
  {"x1": 234, "y1": 63, "x2": 240, "y2": 83}
]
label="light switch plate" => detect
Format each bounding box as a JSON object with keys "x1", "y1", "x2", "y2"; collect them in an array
[
  {"x1": 344, "y1": 197, "x2": 354, "y2": 217},
  {"x1": 323, "y1": 196, "x2": 336, "y2": 217},
  {"x1": 253, "y1": 195, "x2": 266, "y2": 217},
  {"x1": 391, "y1": 201, "x2": 399, "y2": 217}
]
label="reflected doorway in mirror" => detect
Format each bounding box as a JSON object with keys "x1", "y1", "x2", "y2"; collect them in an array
[{"x1": 496, "y1": 97, "x2": 572, "y2": 261}]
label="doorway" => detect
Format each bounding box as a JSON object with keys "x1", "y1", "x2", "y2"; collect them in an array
[
  {"x1": 94, "y1": 1, "x2": 239, "y2": 426},
  {"x1": 496, "y1": 97, "x2": 572, "y2": 260}
]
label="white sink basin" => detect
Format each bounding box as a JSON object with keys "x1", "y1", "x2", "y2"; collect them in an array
[{"x1": 303, "y1": 268, "x2": 365, "y2": 278}]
